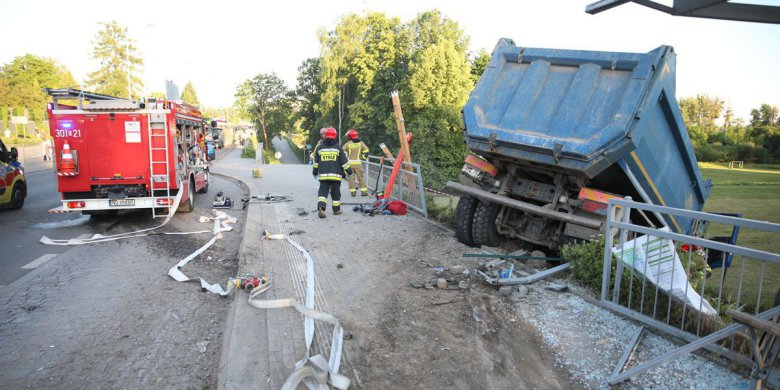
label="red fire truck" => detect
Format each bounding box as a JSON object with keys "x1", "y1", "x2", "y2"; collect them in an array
[{"x1": 45, "y1": 88, "x2": 210, "y2": 217}]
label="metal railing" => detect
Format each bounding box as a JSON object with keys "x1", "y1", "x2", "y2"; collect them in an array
[
  {"x1": 600, "y1": 197, "x2": 780, "y2": 385},
  {"x1": 364, "y1": 155, "x2": 427, "y2": 217}
]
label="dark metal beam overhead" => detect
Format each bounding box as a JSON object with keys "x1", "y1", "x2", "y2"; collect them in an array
[{"x1": 586, "y1": 0, "x2": 780, "y2": 24}]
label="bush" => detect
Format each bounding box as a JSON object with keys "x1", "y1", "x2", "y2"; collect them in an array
[
  {"x1": 561, "y1": 238, "x2": 607, "y2": 290},
  {"x1": 240, "y1": 138, "x2": 256, "y2": 158}
]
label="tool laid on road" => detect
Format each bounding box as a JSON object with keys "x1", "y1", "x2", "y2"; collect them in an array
[
  {"x1": 212, "y1": 191, "x2": 233, "y2": 209},
  {"x1": 231, "y1": 274, "x2": 270, "y2": 293},
  {"x1": 373, "y1": 156, "x2": 385, "y2": 198},
  {"x1": 241, "y1": 193, "x2": 294, "y2": 209}
]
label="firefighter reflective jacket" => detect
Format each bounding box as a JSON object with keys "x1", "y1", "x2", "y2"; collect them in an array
[
  {"x1": 342, "y1": 139, "x2": 369, "y2": 167},
  {"x1": 312, "y1": 139, "x2": 350, "y2": 181}
]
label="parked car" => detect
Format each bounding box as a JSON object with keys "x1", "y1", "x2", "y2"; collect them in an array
[{"x1": 0, "y1": 138, "x2": 26, "y2": 209}]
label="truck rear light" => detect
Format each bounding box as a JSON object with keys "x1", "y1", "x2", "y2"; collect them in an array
[
  {"x1": 578, "y1": 188, "x2": 621, "y2": 213},
  {"x1": 156, "y1": 198, "x2": 174, "y2": 206},
  {"x1": 67, "y1": 201, "x2": 86, "y2": 209}
]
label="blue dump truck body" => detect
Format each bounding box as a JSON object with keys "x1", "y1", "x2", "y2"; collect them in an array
[{"x1": 448, "y1": 39, "x2": 712, "y2": 249}]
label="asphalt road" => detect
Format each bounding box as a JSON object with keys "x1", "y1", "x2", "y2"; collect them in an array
[
  {"x1": 0, "y1": 167, "x2": 106, "y2": 286},
  {"x1": 0, "y1": 167, "x2": 241, "y2": 287}
]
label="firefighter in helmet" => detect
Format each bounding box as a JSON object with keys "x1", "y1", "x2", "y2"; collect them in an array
[
  {"x1": 313, "y1": 127, "x2": 352, "y2": 218},
  {"x1": 309, "y1": 127, "x2": 328, "y2": 162},
  {"x1": 342, "y1": 129, "x2": 370, "y2": 196}
]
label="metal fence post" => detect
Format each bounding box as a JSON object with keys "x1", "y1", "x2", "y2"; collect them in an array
[
  {"x1": 602, "y1": 201, "x2": 618, "y2": 301},
  {"x1": 612, "y1": 196, "x2": 633, "y2": 304},
  {"x1": 417, "y1": 169, "x2": 428, "y2": 217}
]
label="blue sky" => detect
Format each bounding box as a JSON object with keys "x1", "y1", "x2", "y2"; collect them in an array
[{"x1": 1, "y1": 0, "x2": 777, "y2": 121}]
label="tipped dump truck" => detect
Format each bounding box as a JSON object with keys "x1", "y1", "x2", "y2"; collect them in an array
[{"x1": 447, "y1": 38, "x2": 712, "y2": 249}]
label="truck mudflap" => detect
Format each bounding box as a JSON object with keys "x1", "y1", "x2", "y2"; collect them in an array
[{"x1": 445, "y1": 181, "x2": 602, "y2": 230}]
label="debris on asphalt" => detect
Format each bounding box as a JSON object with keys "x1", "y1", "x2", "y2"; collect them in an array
[
  {"x1": 546, "y1": 283, "x2": 568, "y2": 292},
  {"x1": 196, "y1": 341, "x2": 209, "y2": 354}
]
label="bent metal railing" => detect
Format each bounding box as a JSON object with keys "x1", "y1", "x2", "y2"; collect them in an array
[
  {"x1": 364, "y1": 155, "x2": 427, "y2": 217},
  {"x1": 601, "y1": 197, "x2": 780, "y2": 386}
]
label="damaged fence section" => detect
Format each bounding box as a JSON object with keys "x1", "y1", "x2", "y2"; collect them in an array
[
  {"x1": 601, "y1": 197, "x2": 780, "y2": 387},
  {"x1": 364, "y1": 155, "x2": 427, "y2": 217}
]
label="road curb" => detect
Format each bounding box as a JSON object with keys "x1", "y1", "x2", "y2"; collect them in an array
[{"x1": 210, "y1": 168, "x2": 262, "y2": 389}]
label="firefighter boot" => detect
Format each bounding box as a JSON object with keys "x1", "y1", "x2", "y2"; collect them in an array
[
  {"x1": 333, "y1": 203, "x2": 342, "y2": 215},
  {"x1": 350, "y1": 189, "x2": 356, "y2": 197},
  {"x1": 318, "y1": 207, "x2": 327, "y2": 218}
]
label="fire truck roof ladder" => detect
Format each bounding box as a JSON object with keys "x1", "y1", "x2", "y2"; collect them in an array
[
  {"x1": 45, "y1": 88, "x2": 123, "y2": 110},
  {"x1": 148, "y1": 112, "x2": 172, "y2": 218}
]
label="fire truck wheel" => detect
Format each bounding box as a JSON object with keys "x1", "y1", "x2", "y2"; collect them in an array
[
  {"x1": 472, "y1": 200, "x2": 501, "y2": 247},
  {"x1": 454, "y1": 195, "x2": 478, "y2": 247},
  {"x1": 10, "y1": 182, "x2": 25, "y2": 209},
  {"x1": 178, "y1": 180, "x2": 195, "y2": 213},
  {"x1": 197, "y1": 173, "x2": 209, "y2": 194}
]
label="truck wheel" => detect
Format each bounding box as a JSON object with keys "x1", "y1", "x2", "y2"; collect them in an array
[
  {"x1": 455, "y1": 195, "x2": 479, "y2": 247},
  {"x1": 178, "y1": 180, "x2": 195, "y2": 213},
  {"x1": 472, "y1": 201, "x2": 501, "y2": 247},
  {"x1": 197, "y1": 172, "x2": 209, "y2": 194},
  {"x1": 10, "y1": 182, "x2": 25, "y2": 209}
]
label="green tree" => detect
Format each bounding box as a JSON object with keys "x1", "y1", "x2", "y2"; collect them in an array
[
  {"x1": 0, "y1": 54, "x2": 77, "y2": 117},
  {"x1": 235, "y1": 72, "x2": 292, "y2": 150},
  {"x1": 679, "y1": 95, "x2": 725, "y2": 138},
  {"x1": 85, "y1": 21, "x2": 144, "y2": 99},
  {"x1": 295, "y1": 58, "x2": 324, "y2": 144},
  {"x1": 180, "y1": 81, "x2": 200, "y2": 106},
  {"x1": 750, "y1": 104, "x2": 779, "y2": 127},
  {"x1": 404, "y1": 11, "x2": 472, "y2": 187},
  {"x1": 310, "y1": 9, "x2": 474, "y2": 187},
  {"x1": 470, "y1": 49, "x2": 490, "y2": 85},
  {"x1": 318, "y1": 14, "x2": 367, "y2": 138}
]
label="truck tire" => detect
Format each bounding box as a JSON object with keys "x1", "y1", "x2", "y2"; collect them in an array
[
  {"x1": 10, "y1": 182, "x2": 25, "y2": 209},
  {"x1": 178, "y1": 180, "x2": 195, "y2": 213},
  {"x1": 472, "y1": 201, "x2": 501, "y2": 247},
  {"x1": 197, "y1": 172, "x2": 209, "y2": 194},
  {"x1": 455, "y1": 195, "x2": 479, "y2": 247}
]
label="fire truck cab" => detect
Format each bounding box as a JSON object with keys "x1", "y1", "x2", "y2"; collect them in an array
[{"x1": 45, "y1": 88, "x2": 209, "y2": 217}]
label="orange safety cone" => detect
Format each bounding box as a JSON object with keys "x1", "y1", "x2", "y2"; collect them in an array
[{"x1": 59, "y1": 140, "x2": 77, "y2": 176}]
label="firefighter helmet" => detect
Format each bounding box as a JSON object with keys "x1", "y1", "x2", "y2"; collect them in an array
[
  {"x1": 346, "y1": 129, "x2": 358, "y2": 140},
  {"x1": 324, "y1": 127, "x2": 337, "y2": 139}
]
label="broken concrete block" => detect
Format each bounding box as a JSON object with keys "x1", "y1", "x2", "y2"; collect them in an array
[
  {"x1": 531, "y1": 250, "x2": 546, "y2": 258},
  {"x1": 526, "y1": 259, "x2": 548, "y2": 268},
  {"x1": 508, "y1": 249, "x2": 529, "y2": 257},
  {"x1": 450, "y1": 265, "x2": 465, "y2": 274},
  {"x1": 546, "y1": 283, "x2": 568, "y2": 292},
  {"x1": 437, "y1": 278, "x2": 447, "y2": 289},
  {"x1": 517, "y1": 286, "x2": 529, "y2": 296},
  {"x1": 499, "y1": 286, "x2": 513, "y2": 296},
  {"x1": 483, "y1": 259, "x2": 505, "y2": 269}
]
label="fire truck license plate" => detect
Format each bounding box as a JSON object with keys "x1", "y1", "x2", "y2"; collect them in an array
[{"x1": 109, "y1": 199, "x2": 135, "y2": 207}]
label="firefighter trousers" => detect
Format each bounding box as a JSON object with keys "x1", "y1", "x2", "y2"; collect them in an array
[
  {"x1": 317, "y1": 180, "x2": 342, "y2": 212},
  {"x1": 348, "y1": 164, "x2": 367, "y2": 196}
]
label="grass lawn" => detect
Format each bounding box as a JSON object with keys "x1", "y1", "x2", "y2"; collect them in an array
[{"x1": 700, "y1": 165, "x2": 780, "y2": 311}]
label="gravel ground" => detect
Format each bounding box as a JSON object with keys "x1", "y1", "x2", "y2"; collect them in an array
[{"x1": 508, "y1": 279, "x2": 751, "y2": 389}]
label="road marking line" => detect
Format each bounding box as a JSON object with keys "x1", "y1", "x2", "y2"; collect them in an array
[{"x1": 22, "y1": 254, "x2": 57, "y2": 269}]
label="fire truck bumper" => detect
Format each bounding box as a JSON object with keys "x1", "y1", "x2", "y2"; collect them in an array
[{"x1": 58, "y1": 197, "x2": 176, "y2": 212}]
